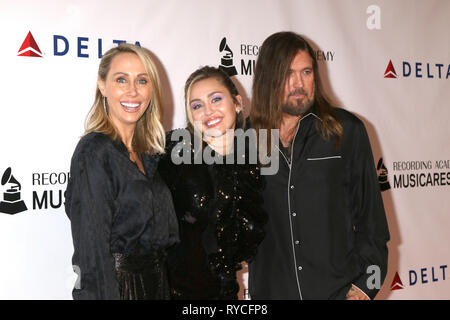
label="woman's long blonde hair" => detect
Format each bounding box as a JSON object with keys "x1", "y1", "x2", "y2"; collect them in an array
[{"x1": 85, "y1": 43, "x2": 165, "y2": 154}]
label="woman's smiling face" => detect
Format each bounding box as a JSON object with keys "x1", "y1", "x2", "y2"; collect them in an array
[
  {"x1": 188, "y1": 77, "x2": 241, "y2": 137},
  {"x1": 98, "y1": 52, "x2": 152, "y2": 131}
]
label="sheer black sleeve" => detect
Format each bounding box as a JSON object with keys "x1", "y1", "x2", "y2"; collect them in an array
[
  {"x1": 208, "y1": 154, "x2": 268, "y2": 278},
  {"x1": 65, "y1": 150, "x2": 120, "y2": 300},
  {"x1": 233, "y1": 163, "x2": 267, "y2": 263}
]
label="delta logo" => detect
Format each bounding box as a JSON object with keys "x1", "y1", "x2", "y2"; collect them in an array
[
  {"x1": 390, "y1": 272, "x2": 404, "y2": 290},
  {"x1": 384, "y1": 59, "x2": 450, "y2": 79},
  {"x1": 18, "y1": 31, "x2": 43, "y2": 57},
  {"x1": 17, "y1": 31, "x2": 141, "y2": 59},
  {"x1": 390, "y1": 264, "x2": 448, "y2": 291},
  {"x1": 384, "y1": 60, "x2": 397, "y2": 78}
]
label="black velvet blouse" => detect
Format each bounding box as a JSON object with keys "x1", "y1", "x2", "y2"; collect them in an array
[
  {"x1": 159, "y1": 129, "x2": 267, "y2": 299},
  {"x1": 65, "y1": 132, "x2": 179, "y2": 300}
]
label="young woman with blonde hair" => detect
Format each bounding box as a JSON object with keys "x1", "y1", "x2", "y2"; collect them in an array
[{"x1": 159, "y1": 66, "x2": 266, "y2": 299}]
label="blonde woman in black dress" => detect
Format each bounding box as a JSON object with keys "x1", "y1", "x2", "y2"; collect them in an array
[{"x1": 65, "y1": 44, "x2": 178, "y2": 300}]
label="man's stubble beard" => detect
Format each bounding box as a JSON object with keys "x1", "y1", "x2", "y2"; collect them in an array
[{"x1": 281, "y1": 88, "x2": 315, "y2": 117}]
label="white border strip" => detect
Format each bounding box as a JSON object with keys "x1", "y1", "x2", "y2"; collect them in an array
[{"x1": 306, "y1": 156, "x2": 342, "y2": 161}]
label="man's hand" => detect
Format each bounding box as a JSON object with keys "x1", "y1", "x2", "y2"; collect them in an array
[{"x1": 346, "y1": 284, "x2": 370, "y2": 300}]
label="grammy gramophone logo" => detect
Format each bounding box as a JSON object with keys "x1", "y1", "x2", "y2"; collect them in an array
[
  {"x1": 218, "y1": 37, "x2": 237, "y2": 76},
  {"x1": 0, "y1": 167, "x2": 28, "y2": 214},
  {"x1": 377, "y1": 158, "x2": 391, "y2": 192}
]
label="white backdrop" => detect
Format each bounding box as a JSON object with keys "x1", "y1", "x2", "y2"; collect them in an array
[{"x1": 0, "y1": 0, "x2": 449, "y2": 300}]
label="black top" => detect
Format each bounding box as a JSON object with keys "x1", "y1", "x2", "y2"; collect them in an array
[
  {"x1": 65, "y1": 132, "x2": 179, "y2": 300},
  {"x1": 159, "y1": 129, "x2": 267, "y2": 299},
  {"x1": 249, "y1": 106, "x2": 390, "y2": 300}
]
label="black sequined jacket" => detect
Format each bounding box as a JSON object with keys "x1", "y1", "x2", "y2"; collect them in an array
[{"x1": 158, "y1": 129, "x2": 267, "y2": 299}]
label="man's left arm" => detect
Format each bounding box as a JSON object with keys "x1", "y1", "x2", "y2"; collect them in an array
[{"x1": 348, "y1": 120, "x2": 390, "y2": 300}]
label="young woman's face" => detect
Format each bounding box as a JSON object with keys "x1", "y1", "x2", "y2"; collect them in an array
[
  {"x1": 98, "y1": 52, "x2": 152, "y2": 131},
  {"x1": 188, "y1": 77, "x2": 241, "y2": 137}
]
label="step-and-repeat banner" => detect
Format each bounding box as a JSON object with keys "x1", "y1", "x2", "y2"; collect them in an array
[{"x1": 0, "y1": 0, "x2": 449, "y2": 299}]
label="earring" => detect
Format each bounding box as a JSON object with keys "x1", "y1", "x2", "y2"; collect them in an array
[{"x1": 103, "y1": 96, "x2": 107, "y2": 114}]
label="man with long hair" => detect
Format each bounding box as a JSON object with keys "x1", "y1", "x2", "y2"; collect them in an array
[{"x1": 248, "y1": 31, "x2": 390, "y2": 300}]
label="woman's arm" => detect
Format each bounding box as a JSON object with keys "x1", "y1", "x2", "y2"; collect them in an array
[{"x1": 65, "y1": 151, "x2": 120, "y2": 300}]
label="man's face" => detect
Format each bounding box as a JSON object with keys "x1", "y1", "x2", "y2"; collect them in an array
[{"x1": 282, "y1": 50, "x2": 315, "y2": 117}]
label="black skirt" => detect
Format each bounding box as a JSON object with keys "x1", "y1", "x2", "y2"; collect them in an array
[{"x1": 113, "y1": 251, "x2": 170, "y2": 300}]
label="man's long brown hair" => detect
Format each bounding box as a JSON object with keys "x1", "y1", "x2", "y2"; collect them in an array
[{"x1": 250, "y1": 31, "x2": 343, "y2": 152}]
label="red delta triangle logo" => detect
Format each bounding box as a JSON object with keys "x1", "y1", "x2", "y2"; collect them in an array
[
  {"x1": 390, "y1": 272, "x2": 405, "y2": 291},
  {"x1": 18, "y1": 31, "x2": 43, "y2": 57},
  {"x1": 384, "y1": 59, "x2": 397, "y2": 78}
]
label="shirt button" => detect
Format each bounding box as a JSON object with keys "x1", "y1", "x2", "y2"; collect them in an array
[
  {"x1": 292, "y1": 212, "x2": 297, "y2": 217},
  {"x1": 298, "y1": 266, "x2": 303, "y2": 271},
  {"x1": 295, "y1": 240, "x2": 300, "y2": 245},
  {"x1": 290, "y1": 185, "x2": 295, "y2": 189}
]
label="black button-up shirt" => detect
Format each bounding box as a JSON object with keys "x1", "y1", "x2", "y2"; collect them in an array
[
  {"x1": 249, "y1": 107, "x2": 390, "y2": 300},
  {"x1": 65, "y1": 132, "x2": 179, "y2": 299}
]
